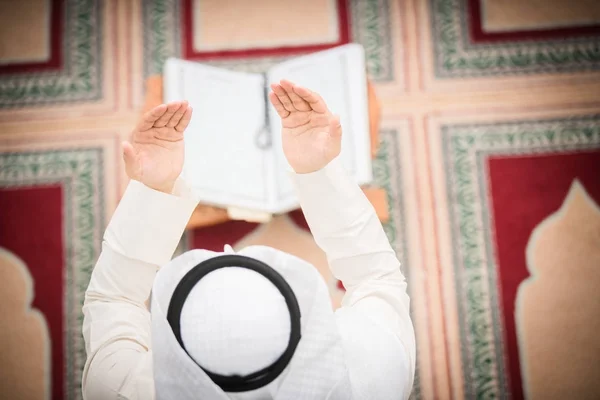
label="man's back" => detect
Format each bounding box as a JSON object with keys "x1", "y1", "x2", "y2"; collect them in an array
[{"x1": 82, "y1": 80, "x2": 415, "y2": 399}]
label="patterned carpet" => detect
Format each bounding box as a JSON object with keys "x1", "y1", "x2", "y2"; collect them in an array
[{"x1": 1, "y1": 1, "x2": 599, "y2": 399}]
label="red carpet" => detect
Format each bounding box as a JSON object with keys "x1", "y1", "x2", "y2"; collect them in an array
[
  {"x1": 1, "y1": 0, "x2": 600, "y2": 399},
  {"x1": 0, "y1": 186, "x2": 65, "y2": 400},
  {"x1": 489, "y1": 151, "x2": 600, "y2": 399}
]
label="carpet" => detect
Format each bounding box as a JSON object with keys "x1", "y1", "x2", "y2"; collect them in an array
[
  {"x1": 0, "y1": 149, "x2": 106, "y2": 400},
  {"x1": 1, "y1": 0, "x2": 599, "y2": 399}
]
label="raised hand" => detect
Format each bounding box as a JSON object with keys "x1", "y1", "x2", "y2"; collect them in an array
[
  {"x1": 123, "y1": 101, "x2": 193, "y2": 193},
  {"x1": 269, "y1": 80, "x2": 342, "y2": 174}
]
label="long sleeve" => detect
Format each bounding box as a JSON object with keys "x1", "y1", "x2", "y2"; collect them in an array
[
  {"x1": 81, "y1": 179, "x2": 198, "y2": 400},
  {"x1": 291, "y1": 158, "x2": 416, "y2": 400}
]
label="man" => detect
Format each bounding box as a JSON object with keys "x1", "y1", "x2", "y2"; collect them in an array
[{"x1": 82, "y1": 80, "x2": 416, "y2": 399}]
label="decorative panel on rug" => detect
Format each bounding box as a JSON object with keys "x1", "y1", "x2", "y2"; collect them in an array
[
  {"x1": 142, "y1": 0, "x2": 400, "y2": 84},
  {"x1": 426, "y1": 112, "x2": 600, "y2": 399},
  {"x1": 0, "y1": 0, "x2": 135, "y2": 121},
  {"x1": 418, "y1": 0, "x2": 600, "y2": 91},
  {"x1": 184, "y1": 124, "x2": 428, "y2": 399},
  {"x1": 0, "y1": 133, "x2": 119, "y2": 400}
]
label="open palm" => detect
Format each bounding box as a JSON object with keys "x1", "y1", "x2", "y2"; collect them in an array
[
  {"x1": 269, "y1": 80, "x2": 342, "y2": 174},
  {"x1": 123, "y1": 101, "x2": 193, "y2": 193}
]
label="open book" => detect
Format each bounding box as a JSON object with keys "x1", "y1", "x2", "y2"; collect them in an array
[{"x1": 164, "y1": 44, "x2": 372, "y2": 214}]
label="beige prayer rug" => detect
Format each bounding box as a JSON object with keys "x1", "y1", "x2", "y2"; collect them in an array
[{"x1": 1, "y1": 0, "x2": 599, "y2": 399}]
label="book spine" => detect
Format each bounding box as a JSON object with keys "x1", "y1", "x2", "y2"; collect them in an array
[{"x1": 255, "y1": 73, "x2": 272, "y2": 150}]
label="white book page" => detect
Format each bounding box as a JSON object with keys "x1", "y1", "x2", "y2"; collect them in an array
[
  {"x1": 164, "y1": 58, "x2": 273, "y2": 211},
  {"x1": 266, "y1": 44, "x2": 372, "y2": 213}
]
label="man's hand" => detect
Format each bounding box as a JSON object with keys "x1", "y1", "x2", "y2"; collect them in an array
[
  {"x1": 123, "y1": 101, "x2": 193, "y2": 193},
  {"x1": 269, "y1": 80, "x2": 342, "y2": 174}
]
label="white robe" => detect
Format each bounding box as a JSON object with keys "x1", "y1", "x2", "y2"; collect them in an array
[{"x1": 82, "y1": 158, "x2": 416, "y2": 400}]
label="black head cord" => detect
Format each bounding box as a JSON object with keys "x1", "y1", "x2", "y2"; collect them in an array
[{"x1": 166, "y1": 255, "x2": 302, "y2": 392}]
